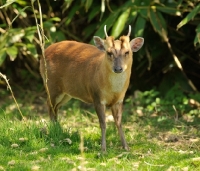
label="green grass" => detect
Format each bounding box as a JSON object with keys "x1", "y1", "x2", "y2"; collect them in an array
[{"x1": 0, "y1": 96, "x2": 200, "y2": 171}]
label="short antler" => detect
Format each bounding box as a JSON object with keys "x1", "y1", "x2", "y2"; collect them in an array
[
  {"x1": 104, "y1": 25, "x2": 108, "y2": 38},
  {"x1": 127, "y1": 25, "x2": 131, "y2": 37}
]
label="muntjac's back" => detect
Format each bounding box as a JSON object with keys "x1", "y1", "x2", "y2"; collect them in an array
[
  {"x1": 40, "y1": 25, "x2": 144, "y2": 151},
  {"x1": 41, "y1": 41, "x2": 105, "y2": 103},
  {"x1": 44, "y1": 41, "x2": 104, "y2": 81}
]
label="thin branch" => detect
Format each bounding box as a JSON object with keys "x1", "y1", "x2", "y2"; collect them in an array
[
  {"x1": 172, "y1": 105, "x2": 179, "y2": 122},
  {"x1": 0, "y1": 72, "x2": 24, "y2": 120},
  {"x1": 162, "y1": 29, "x2": 198, "y2": 92},
  {"x1": 145, "y1": 46, "x2": 152, "y2": 70},
  {"x1": 31, "y1": 0, "x2": 56, "y2": 117},
  {"x1": 2, "y1": 9, "x2": 12, "y2": 27},
  {"x1": 106, "y1": 0, "x2": 114, "y2": 13},
  {"x1": 0, "y1": 27, "x2": 6, "y2": 33}
]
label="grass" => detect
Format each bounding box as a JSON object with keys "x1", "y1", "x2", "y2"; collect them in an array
[{"x1": 0, "y1": 90, "x2": 200, "y2": 171}]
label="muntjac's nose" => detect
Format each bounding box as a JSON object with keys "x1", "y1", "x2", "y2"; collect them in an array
[{"x1": 114, "y1": 67, "x2": 123, "y2": 73}]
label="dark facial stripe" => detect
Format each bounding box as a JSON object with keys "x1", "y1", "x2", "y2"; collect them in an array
[
  {"x1": 120, "y1": 37, "x2": 125, "y2": 49},
  {"x1": 112, "y1": 38, "x2": 115, "y2": 48}
]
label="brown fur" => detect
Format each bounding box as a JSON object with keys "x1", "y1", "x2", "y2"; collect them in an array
[{"x1": 40, "y1": 34, "x2": 144, "y2": 151}]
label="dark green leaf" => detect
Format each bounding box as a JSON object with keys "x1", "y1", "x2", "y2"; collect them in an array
[
  {"x1": 111, "y1": 8, "x2": 131, "y2": 38},
  {"x1": 156, "y1": 6, "x2": 181, "y2": 16},
  {"x1": 51, "y1": 31, "x2": 66, "y2": 43},
  {"x1": 137, "y1": 0, "x2": 151, "y2": 18},
  {"x1": 91, "y1": 10, "x2": 121, "y2": 43},
  {"x1": 194, "y1": 24, "x2": 200, "y2": 47},
  {"x1": 149, "y1": 8, "x2": 167, "y2": 39},
  {"x1": 6, "y1": 46, "x2": 18, "y2": 61},
  {"x1": 65, "y1": 5, "x2": 80, "y2": 25},
  {"x1": 83, "y1": 24, "x2": 97, "y2": 40},
  {"x1": 49, "y1": 17, "x2": 61, "y2": 22},
  {"x1": 88, "y1": 5, "x2": 101, "y2": 22},
  {"x1": 85, "y1": 0, "x2": 93, "y2": 12},
  {"x1": 9, "y1": 29, "x2": 25, "y2": 44},
  {"x1": 177, "y1": 4, "x2": 200, "y2": 29},
  {"x1": 43, "y1": 21, "x2": 54, "y2": 28},
  {"x1": 26, "y1": 44, "x2": 38, "y2": 58},
  {"x1": 0, "y1": 48, "x2": 7, "y2": 66},
  {"x1": 24, "y1": 27, "x2": 36, "y2": 42},
  {"x1": 0, "y1": 32, "x2": 9, "y2": 49},
  {"x1": 133, "y1": 0, "x2": 151, "y2": 6},
  {"x1": 134, "y1": 15, "x2": 146, "y2": 37},
  {"x1": 15, "y1": 0, "x2": 28, "y2": 6},
  {"x1": 127, "y1": 10, "x2": 138, "y2": 25},
  {"x1": 62, "y1": 0, "x2": 74, "y2": 12}
]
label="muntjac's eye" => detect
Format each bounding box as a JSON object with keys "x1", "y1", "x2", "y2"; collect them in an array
[
  {"x1": 107, "y1": 52, "x2": 113, "y2": 57},
  {"x1": 125, "y1": 51, "x2": 129, "y2": 56}
]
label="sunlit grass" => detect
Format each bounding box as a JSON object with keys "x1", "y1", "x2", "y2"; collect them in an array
[{"x1": 0, "y1": 97, "x2": 200, "y2": 170}]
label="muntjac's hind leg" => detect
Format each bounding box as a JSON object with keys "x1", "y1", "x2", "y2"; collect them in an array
[
  {"x1": 47, "y1": 98, "x2": 57, "y2": 121},
  {"x1": 111, "y1": 102, "x2": 129, "y2": 150},
  {"x1": 47, "y1": 93, "x2": 71, "y2": 121}
]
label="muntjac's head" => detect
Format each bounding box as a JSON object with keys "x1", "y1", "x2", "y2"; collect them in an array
[{"x1": 93, "y1": 25, "x2": 144, "y2": 73}]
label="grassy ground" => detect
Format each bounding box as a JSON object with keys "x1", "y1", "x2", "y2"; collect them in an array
[{"x1": 0, "y1": 89, "x2": 200, "y2": 171}]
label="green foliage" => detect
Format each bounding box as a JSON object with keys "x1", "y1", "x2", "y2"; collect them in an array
[
  {"x1": 111, "y1": 8, "x2": 131, "y2": 38},
  {"x1": 0, "y1": 0, "x2": 200, "y2": 93},
  {"x1": 0, "y1": 26, "x2": 38, "y2": 66},
  {"x1": 126, "y1": 86, "x2": 200, "y2": 118},
  {"x1": 177, "y1": 3, "x2": 200, "y2": 29},
  {"x1": 1, "y1": 1, "x2": 200, "y2": 169}
]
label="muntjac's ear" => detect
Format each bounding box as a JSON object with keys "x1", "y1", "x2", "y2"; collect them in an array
[
  {"x1": 130, "y1": 37, "x2": 144, "y2": 52},
  {"x1": 93, "y1": 36, "x2": 106, "y2": 51}
]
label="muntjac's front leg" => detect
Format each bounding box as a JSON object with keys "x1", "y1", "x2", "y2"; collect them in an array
[
  {"x1": 94, "y1": 102, "x2": 106, "y2": 152},
  {"x1": 111, "y1": 102, "x2": 129, "y2": 150}
]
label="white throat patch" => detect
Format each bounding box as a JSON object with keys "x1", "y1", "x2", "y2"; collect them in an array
[{"x1": 109, "y1": 72, "x2": 127, "y2": 92}]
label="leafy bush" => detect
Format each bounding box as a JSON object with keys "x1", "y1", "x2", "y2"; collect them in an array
[
  {"x1": 0, "y1": 0, "x2": 200, "y2": 92},
  {"x1": 126, "y1": 84, "x2": 200, "y2": 118}
]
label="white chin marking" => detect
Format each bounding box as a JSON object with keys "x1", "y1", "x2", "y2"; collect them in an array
[{"x1": 109, "y1": 72, "x2": 127, "y2": 92}]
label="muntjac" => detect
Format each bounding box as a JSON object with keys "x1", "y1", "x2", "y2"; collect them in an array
[{"x1": 40, "y1": 25, "x2": 144, "y2": 151}]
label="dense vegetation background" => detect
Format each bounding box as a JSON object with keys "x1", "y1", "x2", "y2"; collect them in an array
[
  {"x1": 0, "y1": 0, "x2": 200, "y2": 115},
  {"x1": 1, "y1": 1, "x2": 200, "y2": 170}
]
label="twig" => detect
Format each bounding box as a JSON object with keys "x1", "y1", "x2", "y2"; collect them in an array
[
  {"x1": 144, "y1": 161, "x2": 164, "y2": 167},
  {"x1": 145, "y1": 46, "x2": 152, "y2": 70},
  {"x1": 172, "y1": 105, "x2": 179, "y2": 122},
  {"x1": 31, "y1": 0, "x2": 56, "y2": 117},
  {"x1": 0, "y1": 27, "x2": 6, "y2": 33},
  {"x1": 106, "y1": 0, "x2": 114, "y2": 13},
  {"x1": 2, "y1": 9, "x2": 12, "y2": 27},
  {"x1": 0, "y1": 72, "x2": 24, "y2": 120},
  {"x1": 162, "y1": 29, "x2": 197, "y2": 92}
]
